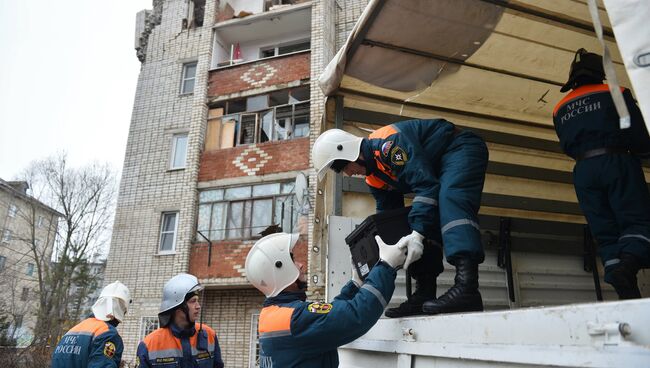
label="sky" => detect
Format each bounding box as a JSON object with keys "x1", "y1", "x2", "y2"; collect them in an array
[{"x1": 0, "y1": 0, "x2": 154, "y2": 180}]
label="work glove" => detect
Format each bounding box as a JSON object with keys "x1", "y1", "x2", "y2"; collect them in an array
[
  {"x1": 376, "y1": 235, "x2": 408, "y2": 270},
  {"x1": 351, "y1": 258, "x2": 363, "y2": 288},
  {"x1": 395, "y1": 230, "x2": 424, "y2": 270}
]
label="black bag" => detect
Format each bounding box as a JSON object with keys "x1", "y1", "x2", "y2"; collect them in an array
[{"x1": 345, "y1": 207, "x2": 412, "y2": 279}]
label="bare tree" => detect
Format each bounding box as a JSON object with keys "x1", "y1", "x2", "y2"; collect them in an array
[{"x1": 13, "y1": 153, "x2": 118, "y2": 346}]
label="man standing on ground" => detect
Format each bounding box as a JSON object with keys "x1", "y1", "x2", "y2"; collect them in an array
[{"x1": 51, "y1": 281, "x2": 131, "y2": 368}]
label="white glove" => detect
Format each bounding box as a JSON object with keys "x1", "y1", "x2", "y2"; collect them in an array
[
  {"x1": 350, "y1": 258, "x2": 363, "y2": 287},
  {"x1": 376, "y1": 235, "x2": 408, "y2": 270},
  {"x1": 395, "y1": 230, "x2": 424, "y2": 270}
]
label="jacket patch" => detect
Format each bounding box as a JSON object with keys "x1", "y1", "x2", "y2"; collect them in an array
[
  {"x1": 156, "y1": 357, "x2": 176, "y2": 363},
  {"x1": 381, "y1": 141, "x2": 393, "y2": 157},
  {"x1": 307, "y1": 302, "x2": 332, "y2": 314},
  {"x1": 103, "y1": 341, "x2": 116, "y2": 358},
  {"x1": 390, "y1": 146, "x2": 408, "y2": 166}
]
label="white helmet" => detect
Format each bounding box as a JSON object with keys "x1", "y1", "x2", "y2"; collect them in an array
[
  {"x1": 312, "y1": 129, "x2": 363, "y2": 181},
  {"x1": 245, "y1": 233, "x2": 300, "y2": 297},
  {"x1": 92, "y1": 281, "x2": 131, "y2": 322},
  {"x1": 158, "y1": 273, "x2": 203, "y2": 327}
]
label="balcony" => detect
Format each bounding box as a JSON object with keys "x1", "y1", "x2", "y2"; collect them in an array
[{"x1": 211, "y1": 2, "x2": 311, "y2": 69}]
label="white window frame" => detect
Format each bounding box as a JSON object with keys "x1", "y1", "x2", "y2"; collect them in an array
[
  {"x1": 37, "y1": 216, "x2": 45, "y2": 228},
  {"x1": 170, "y1": 133, "x2": 189, "y2": 170},
  {"x1": 180, "y1": 61, "x2": 197, "y2": 95},
  {"x1": 2, "y1": 229, "x2": 11, "y2": 243},
  {"x1": 8, "y1": 204, "x2": 17, "y2": 218},
  {"x1": 249, "y1": 313, "x2": 261, "y2": 368},
  {"x1": 198, "y1": 183, "x2": 298, "y2": 241},
  {"x1": 259, "y1": 39, "x2": 310, "y2": 59},
  {"x1": 139, "y1": 316, "x2": 160, "y2": 340},
  {"x1": 158, "y1": 212, "x2": 179, "y2": 254}
]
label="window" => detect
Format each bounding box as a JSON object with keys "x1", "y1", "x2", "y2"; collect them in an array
[
  {"x1": 0, "y1": 256, "x2": 6, "y2": 271},
  {"x1": 140, "y1": 317, "x2": 159, "y2": 339},
  {"x1": 259, "y1": 39, "x2": 310, "y2": 59},
  {"x1": 197, "y1": 183, "x2": 299, "y2": 241},
  {"x1": 35, "y1": 239, "x2": 43, "y2": 248},
  {"x1": 170, "y1": 133, "x2": 188, "y2": 169},
  {"x1": 8, "y1": 204, "x2": 17, "y2": 218},
  {"x1": 159, "y1": 212, "x2": 179, "y2": 253},
  {"x1": 26, "y1": 263, "x2": 34, "y2": 276},
  {"x1": 180, "y1": 62, "x2": 197, "y2": 94},
  {"x1": 207, "y1": 86, "x2": 310, "y2": 149},
  {"x1": 249, "y1": 314, "x2": 261, "y2": 368},
  {"x1": 14, "y1": 315, "x2": 22, "y2": 329},
  {"x1": 186, "y1": 0, "x2": 205, "y2": 28},
  {"x1": 2, "y1": 230, "x2": 11, "y2": 243},
  {"x1": 20, "y1": 288, "x2": 28, "y2": 301},
  {"x1": 37, "y1": 216, "x2": 45, "y2": 228}
]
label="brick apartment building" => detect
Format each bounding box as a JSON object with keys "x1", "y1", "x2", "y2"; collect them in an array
[
  {"x1": 0, "y1": 179, "x2": 61, "y2": 346},
  {"x1": 105, "y1": 0, "x2": 368, "y2": 366}
]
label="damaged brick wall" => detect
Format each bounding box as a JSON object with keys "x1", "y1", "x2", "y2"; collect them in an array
[{"x1": 135, "y1": 0, "x2": 164, "y2": 62}]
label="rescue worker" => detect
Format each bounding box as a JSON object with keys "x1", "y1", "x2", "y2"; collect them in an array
[
  {"x1": 553, "y1": 48, "x2": 650, "y2": 299},
  {"x1": 312, "y1": 120, "x2": 489, "y2": 317},
  {"x1": 245, "y1": 232, "x2": 407, "y2": 367},
  {"x1": 136, "y1": 273, "x2": 224, "y2": 368},
  {"x1": 51, "y1": 281, "x2": 131, "y2": 368}
]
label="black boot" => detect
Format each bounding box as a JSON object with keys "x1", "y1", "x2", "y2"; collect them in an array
[
  {"x1": 606, "y1": 253, "x2": 642, "y2": 300},
  {"x1": 422, "y1": 257, "x2": 483, "y2": 315},
  {"x1": 385, "y1": 275, "x2": 436, "y2": 318}
]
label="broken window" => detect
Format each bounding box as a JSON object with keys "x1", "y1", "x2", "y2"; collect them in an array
[
  {"x1": 197, "y1": 183, "x2": 299, "y2": 241},
  {"x1": 185, "y1": 0, "x2": 205, "y2": 28},
  {"x1": 205, "y1": 86, "x2": 311, "y2": 150}
]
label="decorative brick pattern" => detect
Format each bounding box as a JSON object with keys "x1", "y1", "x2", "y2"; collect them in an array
[
  {"x1": 199, "y1": 138, "x2": 309, "y2": 182},
  {"x1": 232, "y1": 145, "x2": 272, "y2": 176},
  {"x1": 208, "y1": 52, "x2": 310, "y2": 97}
]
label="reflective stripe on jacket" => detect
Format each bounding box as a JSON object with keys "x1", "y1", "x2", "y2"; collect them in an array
[
  {"x1": 51, "y1": 317, "x2": 123, "y2": 368},
  {"x1": 136, "y1": 323, "x2": 224, "y2": 368},
  {"x1": 258, "y1": 261, "x2": 397, "y2": 367},
  {"x1": 362, "y1": 119, "x2": 459, "y2": 238}
]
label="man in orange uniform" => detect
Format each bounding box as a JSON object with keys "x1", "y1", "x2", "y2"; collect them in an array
[
  {"x1": 553, "y1": 48, "x2": 650, "y2": 299},
  {"x1": 51, "y1": 281, "x2": 131, "y2": 368},
  {"x1": 136, "y1": 273, "x2": 224, "y2": 368}
]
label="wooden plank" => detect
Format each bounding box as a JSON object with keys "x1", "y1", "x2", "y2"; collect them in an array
[
  {"x1": 342, "y1": 176, "x2": 582, "y2": 212},
  {"x1": 510, "y1": 0, "x2": 612, "y2": 30}
]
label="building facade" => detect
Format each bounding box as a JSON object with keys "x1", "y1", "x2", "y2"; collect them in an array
[
  {"x1": 105, "y1": 0, "x2": 368, "y2": 365},
  {"x1": 0, "y1": 179, "x2": 61, "y2": 347}
]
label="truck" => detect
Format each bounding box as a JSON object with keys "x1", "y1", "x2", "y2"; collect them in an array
[{"x1": 311, "y1": 0, "x2": 650, "y2": 366}]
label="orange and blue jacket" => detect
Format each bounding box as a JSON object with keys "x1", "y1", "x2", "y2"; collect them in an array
[
  {"x1": 360, "y1": 119, "x2": 461, "y2": 239},
  {"x1": 136, "y1": 323, "x2": 223, "y2": 368},
  {"x1": 257, "y1": 261, "x2": 396, "y2": 367},
  {"x1": 553, "y1": 83, "x2": 648, "y2": 159},
  {"x1": 51, "y1": 317, "x2": 123, "y2": 368}
]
